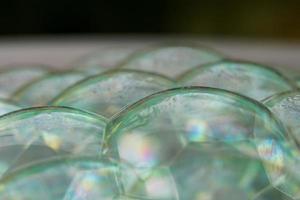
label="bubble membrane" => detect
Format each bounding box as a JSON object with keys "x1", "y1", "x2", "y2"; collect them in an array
[
  {"x1": 120, "y1": 44, "x2": 223, "y2": 78},
  {"x1": 0, "y1": 106, "x2": 107, "y2": 177},
  {"x1": 0, "y1": 99, "x2": 20, "y2": 116},
  {"x1": 72, "y1": 44, "x2": 143, "y2": 75},
  {"x1": 178, "y1": 60, "x2": 295, "y2": 101},
  {"x1": 0, "y1": 157, "x2": 125, "y2": 200},
  {"x1": 51, "y1": 69, "x2": 175, "y2": 118},
  {"x1": 0, "y1": 66, "x2": 48, "y2": 98},
  {"x1": 263, "y1": 90, "x2": 300, "y2": 197},
  {"x1": 12, "y1": 72, "x2": 86, "y2": 106},
  {"x1": 105, "y1": 87, "x2": 298, "y2": 199}
]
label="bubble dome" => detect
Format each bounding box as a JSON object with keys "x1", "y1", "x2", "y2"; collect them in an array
[
  {"x1": 51, "y1": 69, "x2": 175, "y2": 118},
  {"x1": 0, "y1": 42, "x2": 299, "y2": 200},
  {"x1": 105, "y1": 87, "x2": 299, "y2": 199},
  {"x1": 178, "y1": 60, "x2": 296, "y2": 101},
  {"x1": 0, "y1": 106, "x2": 107, "y2": 177}
]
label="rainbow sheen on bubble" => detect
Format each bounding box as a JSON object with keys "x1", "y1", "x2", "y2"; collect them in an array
[
  {"x1": 0, "y1": 42, "x2": 298, "y2": 200},
  {"x1": 0, "y1": 106, "x2": 106, "y2": 177},
  {"x1": 0, "y1": 157, "x2": 124, "y2": 200},
  {"x1": 105, "y1": 87, "x2": 300, "y2": 199}
]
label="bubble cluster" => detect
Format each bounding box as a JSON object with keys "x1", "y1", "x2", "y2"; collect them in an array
[{"x1": 0, "y1": 43, "x2": 299, "y2": 199}]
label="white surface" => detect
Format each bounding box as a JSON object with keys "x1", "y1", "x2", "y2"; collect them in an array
[{"x1": 0, "y1": 35, "x2": 299, "y2": 71}]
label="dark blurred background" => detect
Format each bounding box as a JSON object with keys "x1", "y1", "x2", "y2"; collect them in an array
[{"x1": 1, "y1": 0, "x2": 300, "y2": 40}]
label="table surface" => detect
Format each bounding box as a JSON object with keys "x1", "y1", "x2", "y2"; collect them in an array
[{"x1": 0, "y1": 35, "x2": 299, "y2": 72}]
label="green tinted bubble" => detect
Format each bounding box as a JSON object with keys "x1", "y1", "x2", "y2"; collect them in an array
[
  {"x1": 0, "y1": 106, "x2": 107, "y2": 177},
  {"x1": 0, "y1": 99, "x2": 20, "y2": 116},
  {"x1": 264, "y1": 91, "x2": 300, "y2": 144},
  {"x1": 51, "y1": 70, "x2": 175, "y2": 118},
  {"x1": 178, "y1": 60, "x2": 295, "y2": 101},
  {"x1": 105, "y1": 87, "x2": 297, "y2": 199},
  {"x1": 0, "y1": 67, "x2": 48, "y2": 98},
  {"x1": 126, "y1": 142, "x2": 289, "y2": 200},
  {"x1": 263, "y1": 91, "x2": 300, "y2": 198},
  {"x1": 0, "y1": 157, "x2": 123, "y2": 200},
  {"x1": 13, "y1": 72, "x2": 86, "y2": 106},
  {"x1": 120, "y1": 44, "x2": 223, "y2": 78},
  {"x1": 73, "y1": 45, "x2": 142, "y2": 75}
]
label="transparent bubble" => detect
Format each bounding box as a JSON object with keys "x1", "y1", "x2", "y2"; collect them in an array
[
  {"x1": 0, "y1": 66, "x2": 48, "y2": 98},
  {"x1": 51, "y1": 70, "x2": 175, "y2": 118},
  {"x1": 0, "y1": 156, "x2": 153, "y2": 200},
  {"x1": 0, "y1": 99, "x2": 20, "y2": 116},
  {"x1": 123, "y1": 142, "x2": 294, "y2": 200},
  {"x1": 0, "y1": 106, "x2": 107, "y2": 177},
  {"x1": 72, "y1": 44, "x2": 143, "y2": 75},
  {"x1": 178, "y1": 60, "x2": 295, "y2": 101},
  {"x1": 120, "y1": 44, "x2": 223, "y2": 78},
  {"x1": 105, "y1": 87, "x2": 297, "y2": 199},
  {"x1": 264, "y1": 91, "x2": 300, "y2": 143},
  {"x1": 263, "y1": 90, "x2": 300, "y2": 198},
  {"x1": 0, "y1": 157, "x2": 124, "y2": 200},
  {"x1": 12, "y1": 72, "x2": 86, "y2": 106}
]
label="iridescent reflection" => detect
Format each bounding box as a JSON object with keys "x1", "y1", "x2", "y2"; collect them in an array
[
  {"x1": 0, "y1": 107, "x2": 107, "y2": 177},
  {"x1": 106, "y1": 87, "x2": 297, "y2": 199}
]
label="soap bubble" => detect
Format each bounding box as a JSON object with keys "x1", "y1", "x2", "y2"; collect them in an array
[
  {"x1": 263, "y1": 90, "x2": 300, "y2": 198},
  {"x1": 0, "y1": 99, "x2": 20, "y2": 116},
  {"x1": 52, "y1": 70, "x2": 175, "y2": 118},
  {"x1": 264, "y1": 90, "x2": 300, "y2": 144},
  {"x1": 105, "y1": 87, "x2": 298, "y2": 199},
  {"x1": 0, "y1": 66, "x2": 48, "y2": 98},
  {"x1": 72, "y1": 44, "x2": 144, "y2": 75},
  {"x1": 0, "y1": 106, "x2": 107, "y2": 177},
  {"x1": 178, "y1": 60, "x2": 295, "y2": 101},
  {"x1": 13, "y1": 72, "x2": 86, "y2": 106},
  {"x1": 120, "y1": 44, "x2": 223, "y2": 78},
  {"x1": 0, "y1": 157, "x2": 125, "y2": 200}
]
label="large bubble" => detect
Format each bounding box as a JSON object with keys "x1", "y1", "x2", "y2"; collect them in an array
[
  {"x1": 105, "y1": 87, "x2": 299, "y2": 199},
  {"x1": 0, "y1": 106, "x2": 107, "y2": 177},
  {"x1": 264, "y1": 91, "x2": 300, "y2": 144}
]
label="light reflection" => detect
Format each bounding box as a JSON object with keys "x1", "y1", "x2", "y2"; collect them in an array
[
  {"x1": 143, "y1": 168, "x2": 178, "y2": 199},
  {"x1": 185, "y1": 119, "x2": 208, "y2": 142},
  {"x1": 257, "y1": 138, "x2": 284, "y2": 180},
  {"x1": 42, "y1": 132, "x2": 62, "y2": 151},
  {"x1": 118, "y1": 131, "x2": 159, "y2": 168},
  {"x1": 64, "y1": 169, "x2": 117, "y2": 199}
]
